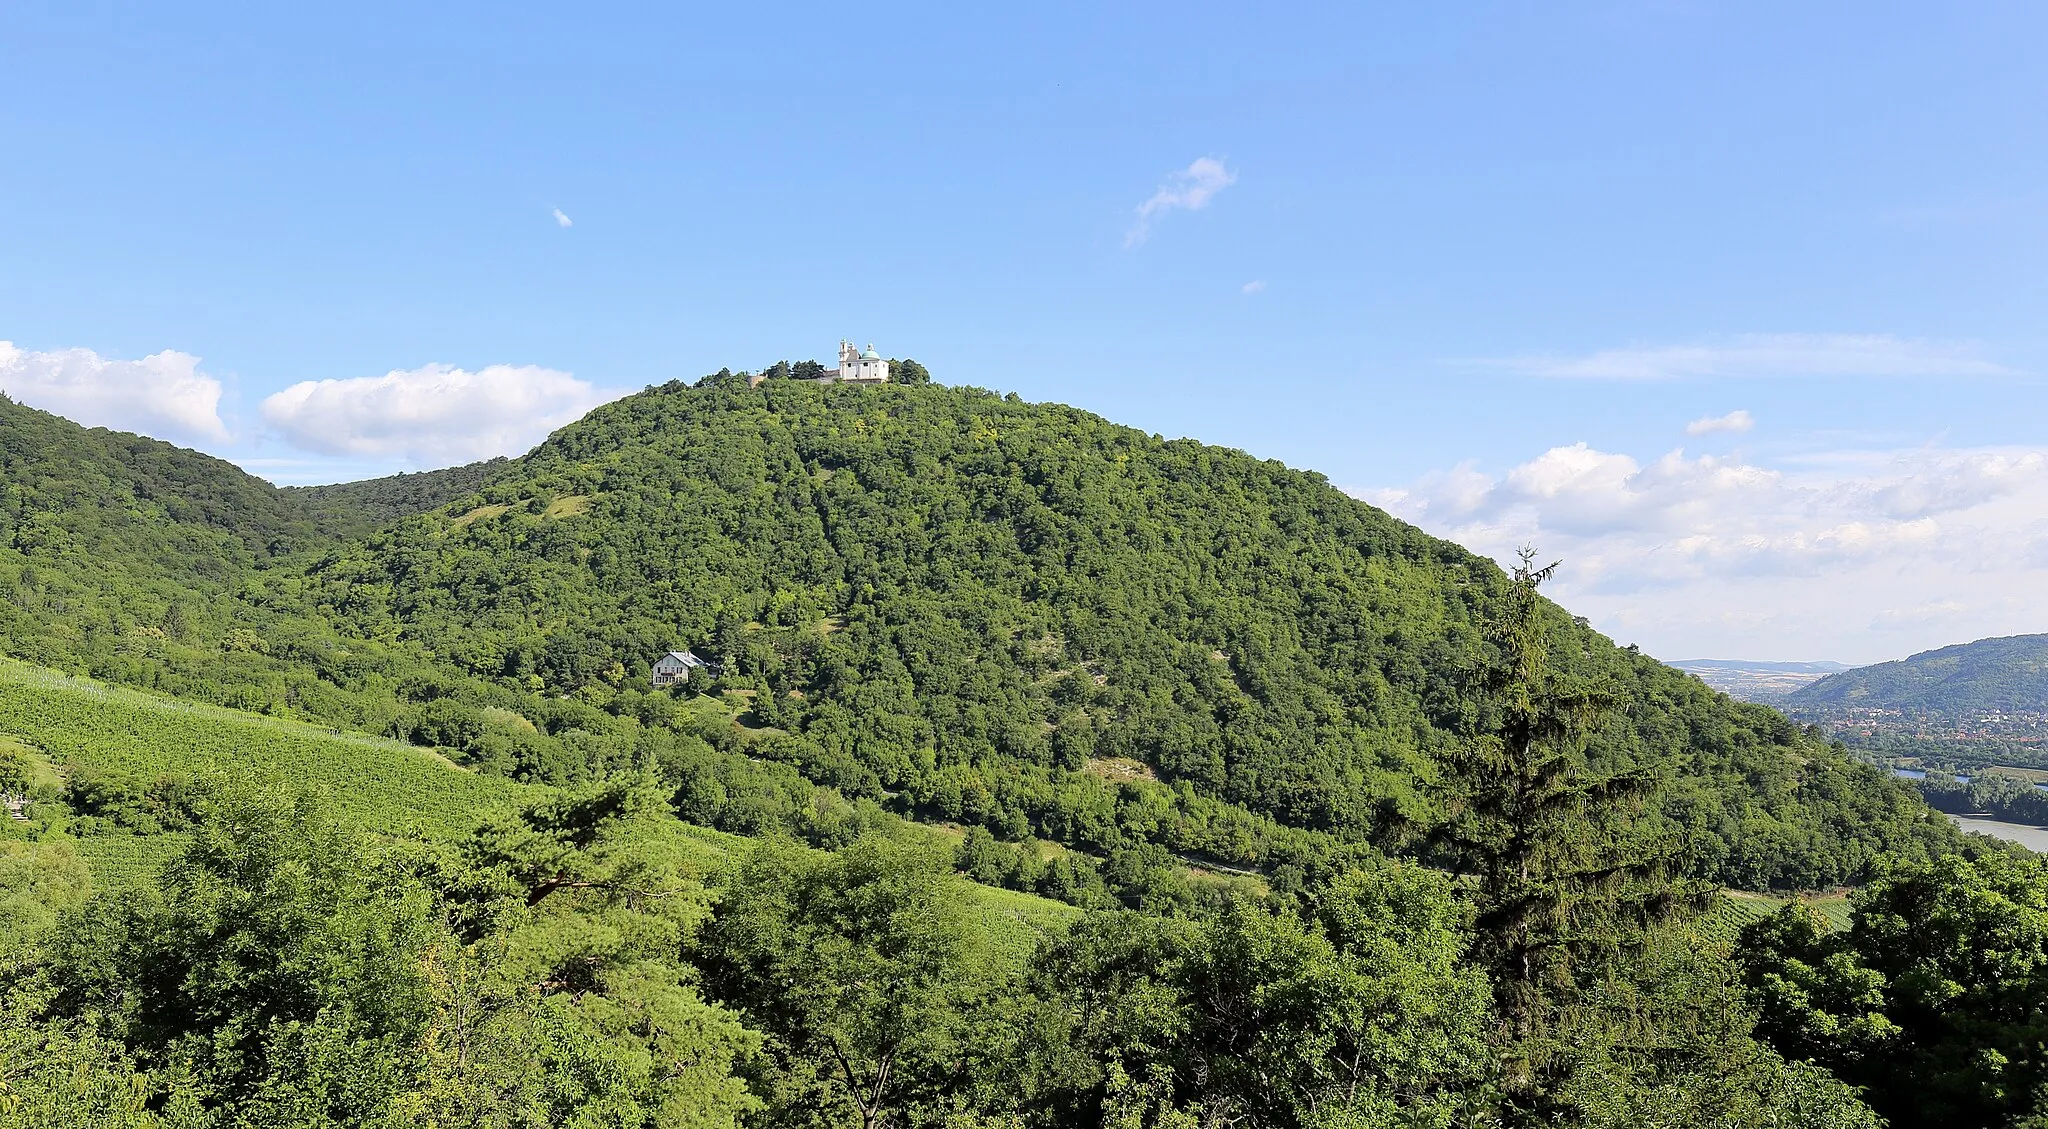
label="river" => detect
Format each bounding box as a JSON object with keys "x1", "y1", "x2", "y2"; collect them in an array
[{"x1": 1948, "y1": 814, "x2": 2048, "y2": 852}]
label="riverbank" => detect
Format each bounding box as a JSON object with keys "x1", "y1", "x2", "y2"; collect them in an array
[{"x1": 1948, "y1": 813, "x2": 2048, "y2": 852}]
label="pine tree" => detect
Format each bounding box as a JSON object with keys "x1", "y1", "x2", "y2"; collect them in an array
[{"x1": 1437, "y1": 551, "x2": 1687, "y2": 1075}]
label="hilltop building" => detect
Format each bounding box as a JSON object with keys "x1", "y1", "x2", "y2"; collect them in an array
[
  {"x1": 828, "y1": 340, "x2": 889, "y2": 384},
  {"x1": 742, "y1": 342, "x2": 891, "y2": 388}
]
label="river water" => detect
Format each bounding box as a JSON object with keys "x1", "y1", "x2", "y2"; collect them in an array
[{"x1": 1948, "y1": 815, "x2": 2048, "y2": 852}]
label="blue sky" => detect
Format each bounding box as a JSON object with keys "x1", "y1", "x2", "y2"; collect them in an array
[{"x1": 4, "y1": 2, "x2": 2046, "y2": 662}]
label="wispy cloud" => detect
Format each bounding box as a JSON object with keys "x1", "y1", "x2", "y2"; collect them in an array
[
  {"x1": 1685, "y1": 409, "x2": 1754, "y2": 436},
  {"x1": 1241, "y1": 280, "x2": 1267, "y2": 295},
  {"x1": 1479, "y1": 334, "x2": 2015, "y2": 382},
  {"x1": 551, "y1": 207, "x2": 573, "y2": 228},
  {"x1": 1126, "y1": 157, "x2": 1236, "y2": 247},
  {"x1": 0, "y1": 341, "x2": 229, "y2": 444}
]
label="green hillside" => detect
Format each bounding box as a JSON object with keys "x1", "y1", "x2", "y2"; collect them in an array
[
  {"x1": 0, "y1": 394, "x2": 506, "y2": 681},
  {"x1": 0, "y1": 656, "x2": 532, "y2": 891},
  {"x1": 0, "y1": 655, "x2": 1082, "y2": 939},
  {"x1": 0, "y1": 377, "x2": 1961, "y2": 891},
  {"x1": 0, "y1": 395, "x2": 331, "y2": 670},
  {"x1": 283, "y1": 455, "x2": 510, "y2": 525},
  {"x1": 0, "y1": 374, "x2": 2012, "y2": 1128},
  {"x1": 1791, "y1": 633, "x2": 2048, "y2": 713}
]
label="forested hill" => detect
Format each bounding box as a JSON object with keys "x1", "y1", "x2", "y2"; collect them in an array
[
  {"x1": 0, "y1": 395, "x2": 478, "y2": 671},
  {"x1": 283, "y1": 455, "x2": 510, "y2": 526},
  {"x1": 0, "y1": 376, "x2": 1956, "y2": 890},
  {"x1": 1791, "y1": 633, "x2": 2048, "y2": 713},
  {"x1": 0, "y1": 393, "x2": 328, "y2": 556},
  {"x1": 0, "y1": 394, "x2": 336, "y2": 669},
  {"x1": 294, "y1": 373, "x2": 1951, "y2": 889}
]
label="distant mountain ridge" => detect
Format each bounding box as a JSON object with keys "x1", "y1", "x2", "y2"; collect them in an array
[
  {"x1": 1669, "y1": 659, "x2": 1855, "y2": 703},
  {"x1": 1790, "y1": 633, "x2": 2048, "y2": 714}
]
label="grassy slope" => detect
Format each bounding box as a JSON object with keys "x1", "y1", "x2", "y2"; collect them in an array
[
  {"x1": 1695, "y1": 890, "x2": 1854, "y2": 947},
  {"x1": 0, "y1": 657, "x2": 1079, "y2": 940},
  {"x1": 0, "y1": 657, "x2": 526, "y2": 836},
  {"x1": 0, "y1": 657, "x2": 531, "y2": 889}
]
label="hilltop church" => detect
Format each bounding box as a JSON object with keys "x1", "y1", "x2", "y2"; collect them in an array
[
  {"x1": 745, "y1": 341, "x2": 891, "y2": 387},
  {"x1": 824, "y1": 340, "x2": 888, "y2": 384}
]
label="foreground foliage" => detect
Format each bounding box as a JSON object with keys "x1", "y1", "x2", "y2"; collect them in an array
[
  {"x1": 2, "y1": 778, "x2": 761, "y2": 1128},
  {"x1": 0, "y1": 772, "x2": 1879, "y2": 1128},
  {"x1": 1739, "y1": 852, "x2": 2048, "y2": 1126}
]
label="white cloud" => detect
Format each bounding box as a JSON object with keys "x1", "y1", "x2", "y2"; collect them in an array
[
  {"x1": 1366, "y1": 441, "x2": 2048, "y2": 662},
  {"x1": 1482, "y1": 334, "x2": 2015, "y2": 382},
  {"x1": 260, "y1": 363, "x2": 624, "y2": 467},
  {"x1": 1241, "y1": 280, "x2": 1268, "y2": 295},
  {"x1": 1126, "y1": 157, "x2": 1236, "y2": 247},
  {"x1": 1686, "y1": 409, "x2": 1754, "y2": 436},
  {"x1": 0, "y1": 341, "x2": 229, "y2": 444},
  {"x1": 552, "y1": 208, "x2": 573, "y2": 228}
]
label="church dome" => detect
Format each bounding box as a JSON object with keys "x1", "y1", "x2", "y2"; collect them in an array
[{"x1": 861, "y1": 344, "x2": 880, "y2": 360}]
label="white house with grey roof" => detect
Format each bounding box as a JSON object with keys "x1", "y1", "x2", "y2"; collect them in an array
[{"x1": 651, "y1": 649, "x2": 713, "y2": 688}]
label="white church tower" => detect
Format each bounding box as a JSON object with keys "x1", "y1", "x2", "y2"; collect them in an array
[{"x1": 836, "y1": 340, "x2": 889, "y2": 384}]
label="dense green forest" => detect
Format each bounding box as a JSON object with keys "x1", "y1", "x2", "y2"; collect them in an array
[
  {"x1": 0, "y1": 557, "x2": 1910, "y2": 1128},
  {"x1": 5, "y1": 372, "x2": 2041, "y2": 1125},
  {"x1": 0, "y1": 381, "x2": 1962, "y2": 893},
  {"x1": 284, "y1": 457, "x2": 511, "y2": 527}
]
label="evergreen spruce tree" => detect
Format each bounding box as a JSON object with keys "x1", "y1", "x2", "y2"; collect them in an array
[{"x1": 1438, "y1": 550, "x2": 1688, "y2": 1092}]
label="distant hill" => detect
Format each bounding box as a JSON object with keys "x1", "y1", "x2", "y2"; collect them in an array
[
  {"x1": 285, "y1": 457, "x2": 511, "y2": 526},
  {"x1": 0, "y1": 394, "x2": 344, "y2": 672},
  {"x1": 0, "y1": 395, "x2": 499, "y2": 675},
  {"x1": 1790, "y1": 634, "x2": 2048, "y2": 714},
  {"x1": 1670, "y1": 659, "x2": 1856, "y2": 703}
]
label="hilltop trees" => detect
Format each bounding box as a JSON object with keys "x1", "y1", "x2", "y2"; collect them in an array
[{"x1": 290, "y1": 378, "x2": 1953, "y2": 894}]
